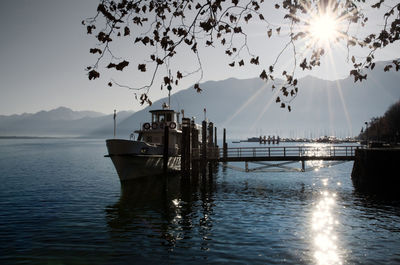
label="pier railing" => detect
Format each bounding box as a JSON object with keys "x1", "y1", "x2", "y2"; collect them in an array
[{"x1": 219, "y1": 145, "x2": 361, "y2": 162}]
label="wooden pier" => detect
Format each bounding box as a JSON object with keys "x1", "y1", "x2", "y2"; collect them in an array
[
  {"x1": 216, "y1": 145, "x2": 358, "y2": 162},
  {"x1": 178, "y1": 120, "x2": 360, "y2": 173}
]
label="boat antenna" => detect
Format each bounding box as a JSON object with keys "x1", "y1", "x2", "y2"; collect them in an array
[
  {"x1": 167, "y1": 85, "x2": 172, "y2": 109},
  {"x1": 167, "y1": 70, "x2": 172, "y2": 109},
  {"x1": 113, "y1": 109, "x2": 116, "y2": 138}
]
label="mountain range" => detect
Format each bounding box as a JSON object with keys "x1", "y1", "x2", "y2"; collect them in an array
[
  {"x1": 1, "y1": 60, "x2": 399, "y2": 138},
  {"x1": 0, "y1": 107, "x2": 133, "y2": 137}
]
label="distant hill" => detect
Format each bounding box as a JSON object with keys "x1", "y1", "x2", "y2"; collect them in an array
[
  {"x1": 93, "y1": 60, "x2": 400, "y2": 139},
  {"x1": 0, "y1": 107, "x2": 133, "y2": 137}
]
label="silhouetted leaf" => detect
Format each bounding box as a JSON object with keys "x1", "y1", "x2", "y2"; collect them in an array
[
  {"x1": 177, "y1": 71, "x2": 183, "y2": 79},
  {"x1": 194, "y1": 83, "x2": 201, "y2": 92},
  {"x1": 124, "y1": 26, "x2": 130, "y2": 36},
  {"x1": 88, "y1": 70, "x2": 100, "y2": 80},
  {"x1": 108, "y1": 61, "x2": 129, "y2": 71},
  {"x1": 259, "y1": 70, "x2": 268, "y2": 80},
  {"x1": 90, "y1": 48, "x2": 102, "y2": 54},
  {"x1": 115, "y1": 60, "x2": 129, "y2": 71},
  {"x1": 269, "y1": 65, "x2": 274, "y2": 72},
  {"x1": 138, "y1": 64, "x2": 146, "y2": 72},
  {"x1": 384, "y1": 65, "x2": 392, "y2": 71},
  {"x1": 250, "y1": 56, "x2": 259, "y2": 65}
]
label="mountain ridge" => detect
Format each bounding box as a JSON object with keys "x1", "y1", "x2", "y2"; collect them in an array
[{"x1": 1, "y1": 59, "x2": 399, "y2": 138}]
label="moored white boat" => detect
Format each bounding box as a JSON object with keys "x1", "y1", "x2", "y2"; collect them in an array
[{"x1": 106, "y1": 106, "x2": 200, "y2": 182}]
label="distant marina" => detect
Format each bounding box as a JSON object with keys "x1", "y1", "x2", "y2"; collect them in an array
[{"x1": 233, "y1": 135, "x2": 359, "y2": 144}]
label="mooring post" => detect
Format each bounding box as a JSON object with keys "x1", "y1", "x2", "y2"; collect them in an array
[
  {"x1": 163, "y1": 124, "x2": 169, "y2": 174},
  {"x1": 214, "y1": 127, "x2": 217, "y2": 148},
  {"x1": 223, "y1": 128, "x2": 227, "y2": 160},
  {"x1": 208, "y1": 122, "x2": 214, "y2": 146},
  {"x1": 209, "y1": 122, "x2": 215, "y2": 169},
  {"x1": 201, "y1": 120, "x2": 207, "y2": 167},
  {"x1": 208, "y1": 122, "x2": 214, "y2": 160},
  {"x1": 301, "y1": 160, "x2": 305, "y2": 172},
  {"x1": 191, "y1": 120, "x2": 199, "y2": 177},
  {"x1": 181, "y1": 118, "x2": 191, "y2": 173},
  {"x1": 185, "y1": 119, "x2": 191, "y2": 172}
]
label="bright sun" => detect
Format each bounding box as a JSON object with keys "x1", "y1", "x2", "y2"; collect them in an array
[{"x1": 308, "y1": 13, "x2": 339, "y2": 46}]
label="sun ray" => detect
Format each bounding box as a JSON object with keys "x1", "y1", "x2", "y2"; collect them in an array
[
  {"x1": 249, "y1": 86, "x2": 281, "y2": 131},
  {"x1": 222, "y1": 83, "x2": 269, "y2": 127},
  {"x1": 326, "y1": 50, "x2": 354, "y2": 137}
]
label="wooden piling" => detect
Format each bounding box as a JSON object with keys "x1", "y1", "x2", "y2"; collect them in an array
[
  {"x1": 163, "y1": 124, "x2": 169, "y2": 174},
  {"x1": 181, "y1": 118, "x2": 191, "y2": 173},
  {"x1": 185, "y1": 120, "x2": 191, "y2": 172},
  {"x1": 208, "y1": 122, "x2": 214, "y2": 147},
  {"x1": 201, "y1": 120, "x2": 207, "y2": 166},
  {"x1": 214, "y1": 127, "x2": 217, "y2": 148},
  {"x1": 191, "y1": 120, "x2": 199, "y2": 177},
  {"x1": 223, "y1": 128, "x2": 227, "y2": 160}
]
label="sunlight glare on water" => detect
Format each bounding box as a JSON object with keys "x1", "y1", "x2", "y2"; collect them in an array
[{"x1": 312, "y1": 191, "x2": 342, "y2": 265}]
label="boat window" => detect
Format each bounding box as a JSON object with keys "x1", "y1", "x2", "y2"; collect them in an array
[
  {"x1": 166, "y1": 113, "x2": 172, "y2": 122},
  {"x1": 158, "y1": 114, "x2": 165, "y2": 122},
  {"x1": 152, "y1": 114, "x2": 157, "y2": 123}
]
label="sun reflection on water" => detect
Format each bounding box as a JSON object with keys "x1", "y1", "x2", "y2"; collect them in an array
[{"x1": 312, "y1": 191, "x2": 342, "y2": 265}]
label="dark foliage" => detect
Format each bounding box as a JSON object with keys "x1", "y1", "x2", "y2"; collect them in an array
[
  {"x1": 83, "y1": 0, "x2": 400, "y2": 109},
  {"x1": 359, "y1": 100, "x2": 400, "y2": 143}
]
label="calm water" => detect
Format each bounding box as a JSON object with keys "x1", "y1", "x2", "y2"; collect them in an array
[{"x1": 1, "y1": 139, "x2": 400, "y2": 264}]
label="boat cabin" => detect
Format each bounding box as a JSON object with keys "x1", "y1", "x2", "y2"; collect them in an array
[
  {"x1": 136, "y1": 109, "x2": 182, "y2": 153},
  {"x1": 150, "y1": 109, "x2": 180, "y2": 129}
]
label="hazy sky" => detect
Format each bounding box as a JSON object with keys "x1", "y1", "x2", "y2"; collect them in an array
[{"x1": 0, "y1": 0, "x2": 398, "y2": 115}]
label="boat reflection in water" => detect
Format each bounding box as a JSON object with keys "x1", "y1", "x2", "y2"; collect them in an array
[
  {"x1": 105, "y1": 170, "x2": 217, "y2": 261},
  {"x1": 311, "y1": 190, "x2": 342, "y2": 265}
]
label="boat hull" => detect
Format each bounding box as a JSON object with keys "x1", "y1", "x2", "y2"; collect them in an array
[{"x1": 106, "y1": 139, "x2": 180, "y2": 182}]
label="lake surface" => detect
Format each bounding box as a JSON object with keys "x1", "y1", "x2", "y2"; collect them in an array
[{"x1": 1, "y1": 139, "x2": 399, "y2": 264}]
